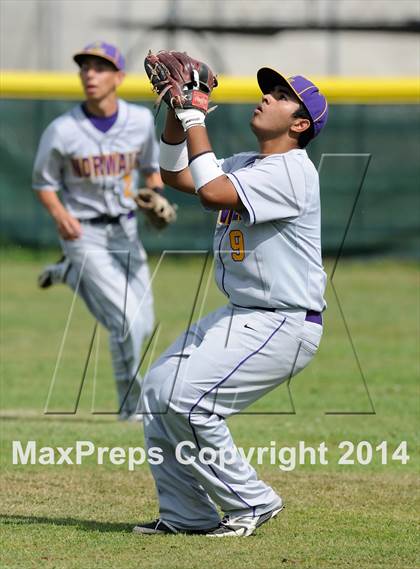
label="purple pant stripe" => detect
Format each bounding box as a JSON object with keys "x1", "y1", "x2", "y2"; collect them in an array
[{"x1": 187, "y1": 316, "x2": 287, "y2": 515}]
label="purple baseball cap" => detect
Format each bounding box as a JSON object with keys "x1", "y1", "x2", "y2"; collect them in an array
[
  {"x1": 73, "y1": 41, "x2": 125, "y2": 71},
  {"x1": 257, "y1": 68, "x2": 328, "y2": 138}
]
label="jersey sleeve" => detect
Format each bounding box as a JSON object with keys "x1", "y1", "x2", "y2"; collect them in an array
[
  {"x1": 218, "y1": 152, "x2": 256, "y2": 175},
  {"x1": 32, "y1": 122, "x2": 65, "y2": 191},
  {"x1": 226, "y1": 154, "x2": 307, "y2": 225},
  {"x1": 218, "y1": 155, "x2": 235, "y2": 173},
  {"x1": 139, "y1": 110, "x2": 160, "y2": 174}
]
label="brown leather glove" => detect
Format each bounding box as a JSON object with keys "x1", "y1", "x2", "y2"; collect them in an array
[
  {"x1": 144, "y1": 50, "x2": 218, "y2": 112},
  {"x1": 134, "y1": 188, "x2": 177, "y2": 230}
]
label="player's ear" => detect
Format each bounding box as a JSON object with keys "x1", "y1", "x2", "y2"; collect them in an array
[
  {"x1": 290, "y1": 117, "x2": 311, "y2": 135},
  {"x1": 115, "y1": 71, "x2": 125, "y2": 87}
]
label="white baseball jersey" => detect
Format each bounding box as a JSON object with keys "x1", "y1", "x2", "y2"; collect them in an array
[
  {"x1": 32, "y1": 99, "x2": 159, "y2": 219},
  {"x1": 215, "y1": 149, "x2": 327, "y2": 312}
]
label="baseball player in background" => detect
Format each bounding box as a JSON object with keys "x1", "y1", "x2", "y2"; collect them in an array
[
  {"x1": 135, "y1": 53, "x2": 328, "y2": 536},
  {"x1": 33, "y1": 42, "x2": 175, "y2": 421}
]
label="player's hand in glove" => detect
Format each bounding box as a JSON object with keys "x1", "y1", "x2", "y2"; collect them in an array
[
  {"x1": 134, "y1": 188, "x2": 177, "y2": 230},
  {"x1": 144, "y1": 50, "x2": 218, "y2": 130}
]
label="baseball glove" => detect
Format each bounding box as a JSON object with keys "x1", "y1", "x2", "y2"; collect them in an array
[
  {"x1": 134, "y1": 188, "x2": 177, "y2": 230},
  {"x1": 144, "y1": 50, "x2": 218, "y2": 113}
]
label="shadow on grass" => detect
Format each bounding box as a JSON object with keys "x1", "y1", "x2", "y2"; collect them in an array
[{"x1": 0, "y1": 514, "x2": 133, "y2": 533}]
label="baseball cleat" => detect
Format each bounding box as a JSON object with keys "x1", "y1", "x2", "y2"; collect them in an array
[
  {"x1": 206, "y1": 503, "x2": 284, "y2": 537},
  {"x1": 126, "y1": 412, "x2": 144, "y2": 423},
  {"x1": 38, "y1": 256, "x2": 71, "y2": 289},
  {"x1": 133, "y1": 519, "x2": 179, "y2": 535},
  {"x1": 132, "y1": 518, "x2": 217, "y2": 535},
  {"x1": 118, "y1": 411, "x2": 144, "y2": 423}
]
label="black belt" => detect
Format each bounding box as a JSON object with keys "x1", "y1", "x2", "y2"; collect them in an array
[
  {"x1": 231, "y1": 304, "x2": 323, "y2": 325},
  {"x1": 81, "y1": 211, "x2": 135, "y2": 225}
]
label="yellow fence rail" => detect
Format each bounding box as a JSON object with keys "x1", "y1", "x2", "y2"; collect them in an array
[{"x1": 1, "y1": 71, "x2": 419, "y2": 104}]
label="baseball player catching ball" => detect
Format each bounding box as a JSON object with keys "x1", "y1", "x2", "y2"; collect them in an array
[
  {"x1": 134, "y1": 51, "x2": 328, "y2": 536},
  {"x1": 33, "y1": 42, "x2": 176, "y2": 421}
]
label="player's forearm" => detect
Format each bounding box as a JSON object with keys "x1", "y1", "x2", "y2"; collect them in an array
[
  {"x1": 160, "y1": 168, "x2": 196, "y2": 194},
  {"x1": 144, "y1": 171, "x2": 164, "y2": 191},
  {"x1": 36, "y1": 189, "x2": 82, "y2": 240},
  {"x1": 160, "y1": 110, "x2": 196, "y2": 193},
  {"x1": 186, "y1": 125, "x2": 212, "y2": 158},
  {"x1": 36, "y1": 189, "x2": 69, "y2": 221},
  {"x1": 186, "y1": 126, "x2": 243, "y2": 210},
  {"x1": 163, "y1": 109, "x2": 186, "y2": 145}
]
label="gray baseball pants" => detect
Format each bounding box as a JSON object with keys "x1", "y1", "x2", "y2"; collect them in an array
[
  {"x1": 61, "y1": 215, "x2": 154, "y2": 416},
  {"x1": 142, "y1": 304, "x2": 322, "y2": 529}
]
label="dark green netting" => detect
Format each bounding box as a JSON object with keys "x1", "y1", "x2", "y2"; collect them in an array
[{"x1": 0, "y1": 100, "x2": 419, "y2": 256}]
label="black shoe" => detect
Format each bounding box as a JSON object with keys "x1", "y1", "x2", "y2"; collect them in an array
[
  {"x1": 38, "y1": 256, "x2": 71, "y2": 289},
  {"x1": 132, "y1": 518, "x2": 217, "y2": 535},
  {"x1": 133, "y1": 519, "x2": 179, "y2": 535}
]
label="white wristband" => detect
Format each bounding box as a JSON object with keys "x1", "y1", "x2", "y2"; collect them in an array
[
  {"x1": 159, "y1": 138, "x2": 189, "y2": 172},
  {"x1": 175, "y1": 108, "x2": 206, "y2": 131},
  {"x1": 189, "y1": 152, "x2": 223, "y2": 193}
]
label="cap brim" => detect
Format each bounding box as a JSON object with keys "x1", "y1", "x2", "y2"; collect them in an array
[
  {"x1": 73, "y1": 51, "x2": 120, "y2": 70},
  {"x1": 257, "y1": 67, "x2": 303, "y2": 102}
]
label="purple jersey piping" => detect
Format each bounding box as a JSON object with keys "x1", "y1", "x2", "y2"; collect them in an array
[
  {"x1": 230, "y1": 172, "x2": 256, "y2": 225},
  {"x1": 217, "y1": 225, "x2": 230, "y2": 297},
  {"x1": 187, "y1": 316, "x2": 287, "y2": 515}
]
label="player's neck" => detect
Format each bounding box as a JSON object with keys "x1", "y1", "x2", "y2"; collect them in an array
[
  {"x1": 84, "y1": 96, "x2": 119, "y2": 117},
  {"x1": 258, "y1": 137, "x2": 299, "y2": 155}
]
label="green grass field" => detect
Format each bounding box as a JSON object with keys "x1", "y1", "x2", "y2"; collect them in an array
[{"x1": 1, "y1": 251, "x2": 419, "y2": 568}]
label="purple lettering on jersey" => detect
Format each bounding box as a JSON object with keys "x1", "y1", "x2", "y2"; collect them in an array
[
  {"x1": 118, "y1": 153, "x2": 126, "y2": 174},
  {"x1": 219, "y1": 209, "x2": 231, "y2": 224},
  {"x1": 129, "y1": 152, "x2": 137, "y2": 170},
  {"x1": 104, "y1": 154, "x2": 116, "y2": 176},
  {"x1": 71, "y1": 151, "x2": 139, "y2": 179},
  {"x1": 81, "y1": 157, "x2": 91, "y2": 177},
  {"x1": 93, "y1": 156, "x2": 102, "y2": 177},
  {"x1": 71, "y1": 158, "x2": 82, "y2": 177},
  {"x1": 81, "y1": 103, "x2": 118, "y2": 133},
  {"x1": 217, "y1": 209, "x2": 242, "y2": 225}
]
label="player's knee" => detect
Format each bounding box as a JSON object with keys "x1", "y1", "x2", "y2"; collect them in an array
[
  {"x1": 144, "y1": 359, "x2": 203, "y2": 416},
  {"x1": 157, "y1": 378, "x2": 177, "y2": 414},
  {"x1": 142, "y1": 315, "x2": 155, "y2": 339},
  {"x1": 142, "y1": 361, "x2": 172, "y2": 413},
  {"x1": 142, "y1": 365, "x2": 159, "y2": 395},
  {"x1": 124, "y1": 293, "x2": 154, "y2": 334},
  {"x1": 159, "y1": 380, "x2": 209, "y2": 419},
  {"x1": 157, "y1": 377, "x2": 196, "y2": 416},
  {"x1": 187, "y1": 406, "x2": 213, "y2": 428},
  {"x1": 109, "y1": 313, "x2": 152, "y2": 351}
]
